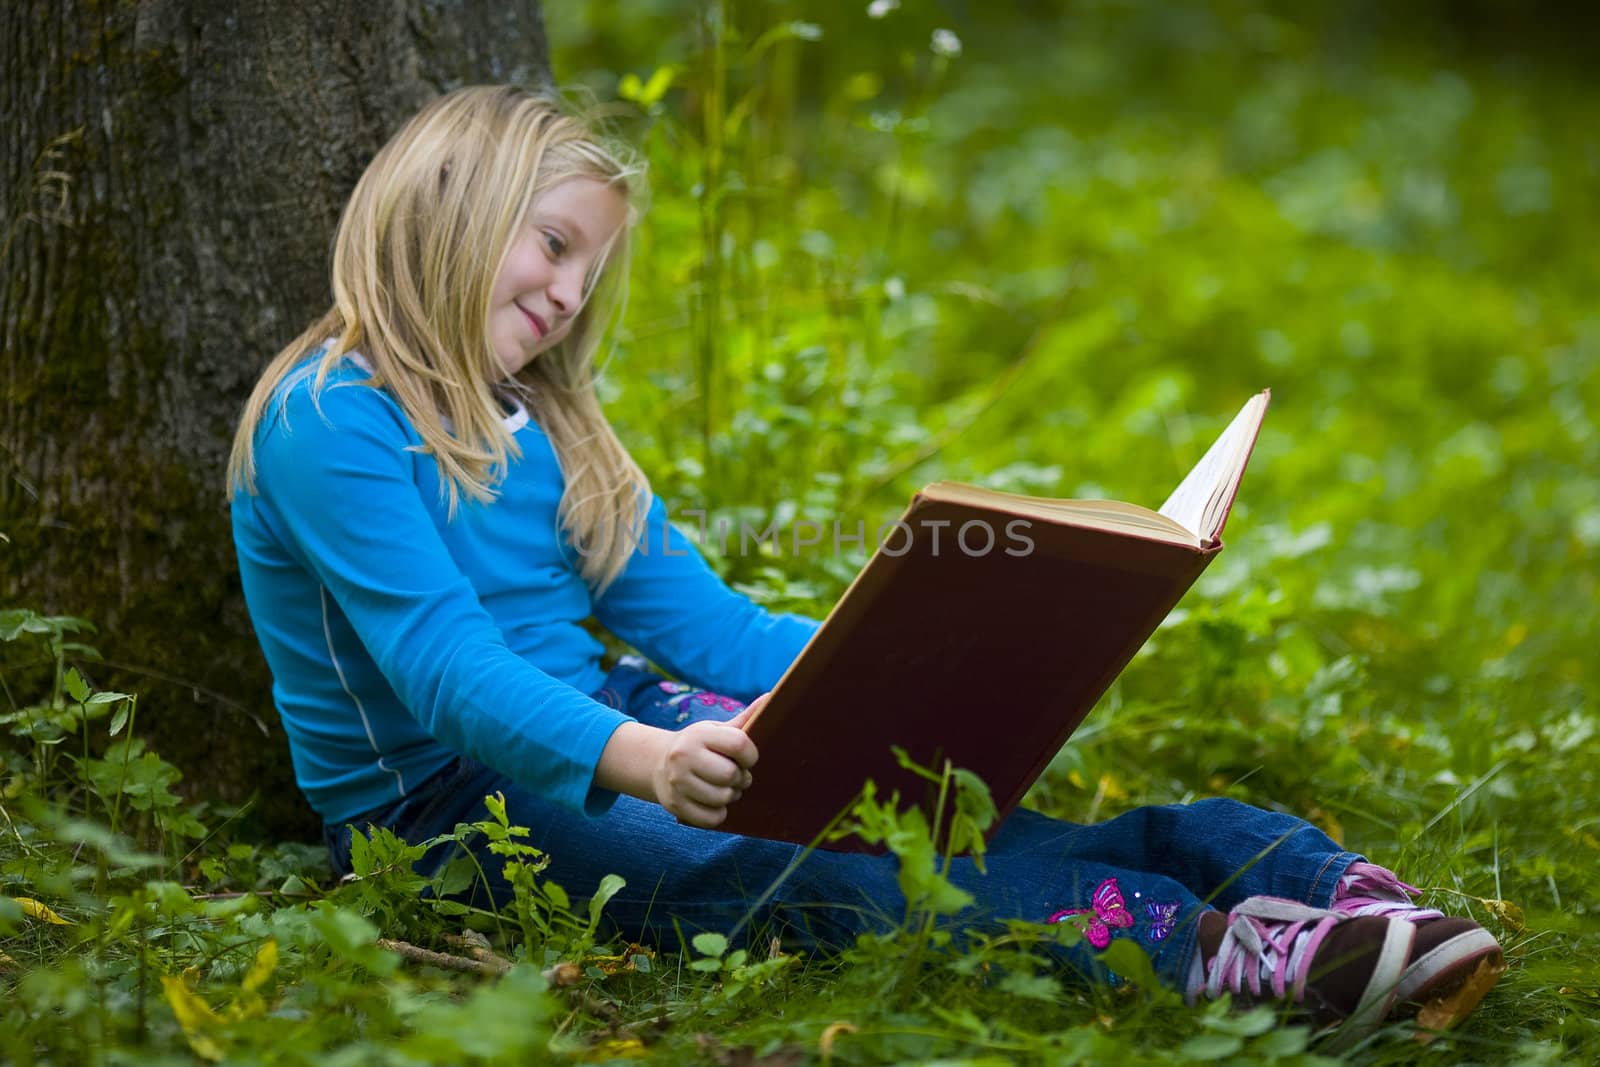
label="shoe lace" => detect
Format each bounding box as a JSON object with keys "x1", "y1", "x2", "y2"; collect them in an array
[
  {"x1": 1205, "y1": 898, "x2": 1342, "y2": 1003},
  {"x1": 1334, "y1": 861, "x2": 1444, "y2": 920}
]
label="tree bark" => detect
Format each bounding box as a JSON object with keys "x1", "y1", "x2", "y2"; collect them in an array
[{"x1": 2, "y1": 0, "x2": 551, "y2": 837}]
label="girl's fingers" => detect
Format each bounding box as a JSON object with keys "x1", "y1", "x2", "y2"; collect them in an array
[
  {"x1": 659, "y1": 728, "x2": 757, "y2": 823},
  {"x1": 680, "y1": 741, "x2": 750, "y2": 787},
  {"x1": 679, "y1": 774, "x2": 740, "y2": 809},
  {"x1": 728, "y1": 692, "x2": 768, "y2": 730},
  {"x1": 701, "y1": 723, "x2": 758, "y2": 769},
  {"x1": 672, "y1": 798, "x2": 725, "y2": 828},
  {"x1": 681, "y1": 719, "x2": 756, "y2": 767},
  {"x1": 671, "y1": 788, "x2": 746, "y2": 827}
]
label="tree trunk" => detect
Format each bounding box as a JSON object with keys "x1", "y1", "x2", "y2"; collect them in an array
[{"x1": 1, "y1": 0, "x2": 551, "y2": 838}]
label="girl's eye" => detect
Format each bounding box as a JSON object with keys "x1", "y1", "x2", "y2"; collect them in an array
[{"x1": 544, "y1": 232, "x2": 566, "y2": 258}]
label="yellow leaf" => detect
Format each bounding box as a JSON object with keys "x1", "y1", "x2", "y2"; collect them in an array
[
  {"x1": 584, "y1": 1037, "x2": 645, "y2": 1060},
  {"x1": 1499, "y1": 622, "x2": 1528, "y2": 652},
  {"x1": 1413, "y1": 956, "x2": 1507, "y2": 1041},
  {"x1": 13, "y1": 897, "x2": 73, "y2": 925},
  {"x1": 1483, "y1": 897, "x2": 1526, "y2": 933},
  {"x1": 161, "y1": 975, "x2": 227, "y2": 1062},
  {"x1": 819, "y1": 1021, "x2": 856, "y2": 1063},
  {"x1": 637, "y1": 65, "x2": 679, "y2": 108},
  {"x1": 583, "y1": 943, "x2": 654, "y2": 976},
  {"x1": 241, "y1": 938, "x2": 278, "y2": 994}
]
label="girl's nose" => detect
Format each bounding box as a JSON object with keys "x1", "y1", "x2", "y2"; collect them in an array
[{"x1": 548, "y1": 266, "x2": 583, "y2": 317}]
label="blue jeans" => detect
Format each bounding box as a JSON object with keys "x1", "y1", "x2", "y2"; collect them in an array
[{"x1": 326, "y1": 659, "x2": 1362, "y2": 987}]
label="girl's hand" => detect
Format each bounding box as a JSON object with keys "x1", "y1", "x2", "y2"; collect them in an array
[
  {"x1": 650, "y1": 716, "x2": 758, "y2": 827},
  {"x1": 594, "y1": 692, "x2": 769, "y2": 828}
]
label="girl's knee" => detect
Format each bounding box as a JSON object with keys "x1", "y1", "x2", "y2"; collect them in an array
[
  {"x1": 1132, "y1": 796, "x2": 1306, "y2": 845},
  {"x1": 1184, "y1": 796, "x2": 1263, "y2": 822}
]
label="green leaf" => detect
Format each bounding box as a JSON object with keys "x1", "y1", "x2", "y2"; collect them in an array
[
  {"x1": 435, "y1": 853, "x2": 477, "y2": 898},
  {"x1": 50, "y1": 818, "x2": 163, "y2": 870},
  {"x1": 200, "y1": 893, "x2": 259, "y2": 920},
  {"x1": 1099, "y1": 939, "x2": 1165, "y2": 994},
  {"x1": 483, "y1": 791, "x2": 508, "y2": 827},
  {"x1": 308, "y1": 903, "x2": 397, "y2": 975},
  {"x1": 588, "y1": 873, "x2": 625, "y2": 931},
  {"x1": 63, "y1": 668, "x2": 90, "y2": 703},
  {"x1": 146, "y1": 880, "x2": 201, "y2": 918},
  {"x1": 0, "y1": 609, "x2": 33, "y2": 641},
  {"x1": 997, "y1": 970, "x2": 1062, "y2": 1001},
  {"x1": 1249, "y1": 1026, "x2": 1311, "y2": 1056},
  {"x1": 82, "y1": 750, "x2": 185, "y2": 811},
  {"x1": 891, "y1": 745, "x2": 943, "y2": 785},
  {"x1": 347, "y1": 826, "x2": 373, "y2": 876},
  {"x1": 1178, "y1": 1033, "x2": 1244, "y2": 1060},
  {"x1": 403, "y1": 965, "x2": 554, "y2": 1060},
  {"x1": 1207, "y1": 1004, "x2": 1278, "y2": 1037},
  {"x1": 108, "y1": 704, "x2": 129, "y2": 737},
  {"x1": 692, "y1": 931, "x2": 728, "y2": 959}
]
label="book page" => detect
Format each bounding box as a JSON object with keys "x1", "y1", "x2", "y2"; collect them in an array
[
  {"x1": 920, "y1": 482, "x2": 1201, "y2": 547},
  {"x1": 1158, "y1": 391, "x2": 1270, "y2": 542}
]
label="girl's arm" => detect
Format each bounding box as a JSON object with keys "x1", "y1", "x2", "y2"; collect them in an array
[
  {"x1": 591, "y1": 496, "x2": 820, "y2": 700},
  {"x1": 248, "y1": 374, "x2": 635, "y2": 816}
]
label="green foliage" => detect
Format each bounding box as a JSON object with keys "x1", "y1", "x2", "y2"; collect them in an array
[
  {"x1": 560, "y1": 0, "x2": 1596, "y2": 1058},
  {"x1": 0, "y1": 613, "x2": 586, "y2": 1063},
  {"x1": 6, "y1": 0, "x2": 1599, "y2": 1061},
  {"x1": 830, "y1": 757, "x2": 993, "y2": 1011}
]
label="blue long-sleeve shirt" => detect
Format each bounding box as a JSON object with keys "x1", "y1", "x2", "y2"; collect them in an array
[{"x1": 231, "y1": 355, "x2": 818, "y2": 825}]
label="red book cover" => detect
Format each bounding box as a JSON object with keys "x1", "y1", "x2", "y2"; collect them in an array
[{"x1": 717, "y1": 392, "x2": 1268, "y2": 852}]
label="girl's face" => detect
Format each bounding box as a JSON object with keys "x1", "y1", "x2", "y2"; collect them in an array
[{"x1": 488, "y1": 177, "x2": 628, "y2": 376}]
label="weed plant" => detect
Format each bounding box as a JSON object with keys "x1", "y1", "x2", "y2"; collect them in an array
[{"x1": 4, "y1": 1, "x2": 1598, "y2": 1062}]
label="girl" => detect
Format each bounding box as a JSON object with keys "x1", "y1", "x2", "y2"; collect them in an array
[{"x1": 227, "y1": 86, "x2": 1502, "y2": 1040}]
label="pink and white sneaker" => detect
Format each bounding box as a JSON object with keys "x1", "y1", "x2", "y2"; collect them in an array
[{"x1": 1189, "y1": 894, "x2": 1505, "y2": 1045}]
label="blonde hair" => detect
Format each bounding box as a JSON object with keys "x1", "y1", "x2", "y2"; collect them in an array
[{"x1": 228, "y1": 86, "x2": 649, "y2": 594}]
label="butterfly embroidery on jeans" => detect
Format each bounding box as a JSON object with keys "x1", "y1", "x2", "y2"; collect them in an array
[
  {"x1": 1145, "y1": 900, "x2": 1179, "y2": 943},
  {"x1": 1046, "y1": 877, "x2": 1135, "y2": 949}
]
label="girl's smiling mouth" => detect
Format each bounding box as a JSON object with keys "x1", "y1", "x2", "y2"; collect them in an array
[{"x1": 515, "y1": 302, "x2": 548, "y2": 339}]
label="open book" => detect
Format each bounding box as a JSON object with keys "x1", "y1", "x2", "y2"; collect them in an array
[{"x1": 717, "y1": 390, "x2": 1270, "y2": 851}]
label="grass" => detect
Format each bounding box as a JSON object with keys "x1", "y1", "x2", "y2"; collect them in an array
[{"x1": 3, "y1": 0, "x2": 1598, "y2": 1062}]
